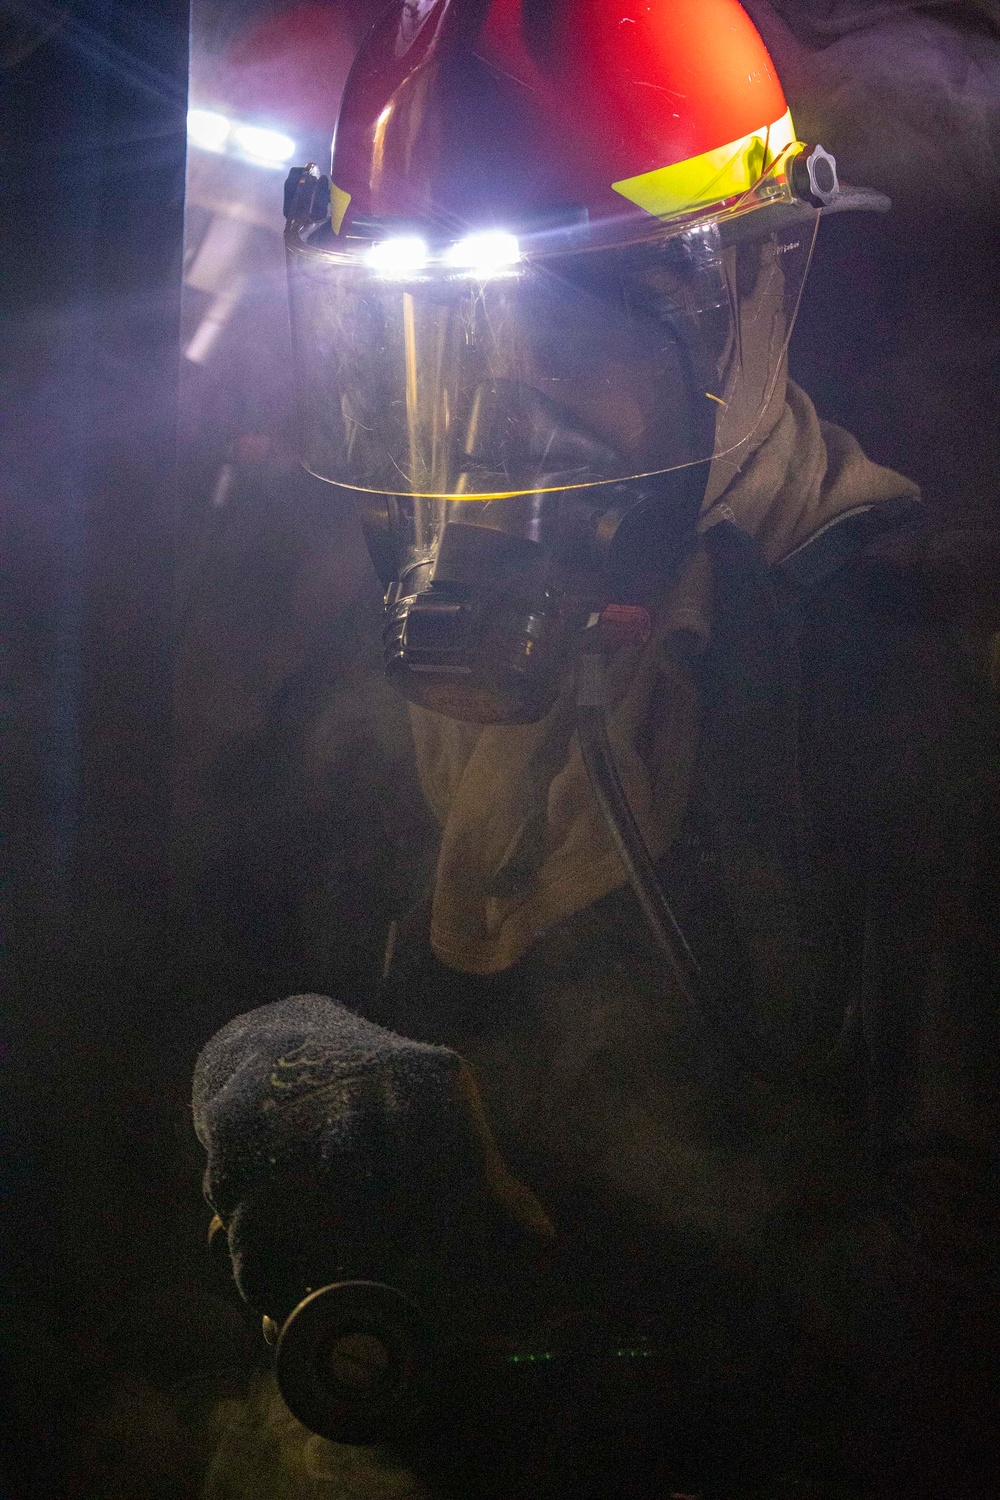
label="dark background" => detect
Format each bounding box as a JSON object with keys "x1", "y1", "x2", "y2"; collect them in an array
[{"x1": 3, "y1": 1, "x2": 998, "y2": 1495}]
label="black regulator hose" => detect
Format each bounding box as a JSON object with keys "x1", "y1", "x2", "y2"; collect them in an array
[{"x1": 575, "y1": 627, "x2": 714, "y2": 1032}]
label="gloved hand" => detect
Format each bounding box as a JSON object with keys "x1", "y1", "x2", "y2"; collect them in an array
[
  {"x1": 193, "y1": 999, "x2": 700, "y2": 1497},
  {"x1": 193, "y1": 994, "x2": 553, "y2": 1327}
]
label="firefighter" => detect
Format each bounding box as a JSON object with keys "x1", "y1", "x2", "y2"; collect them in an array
[{"x1": 193, "y1": 1, "x2": 999, "y2": 1494}]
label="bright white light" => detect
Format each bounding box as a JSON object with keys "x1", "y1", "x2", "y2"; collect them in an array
[
  {"x1": 444, "y1": 230, "x2": 521, "y2": 275},
  {"x1": 232, "y1": 123, "x2": 297, "y2": 165},
  {"x1": 364, "y1": 236, "x2": 429, "y2": 276},
  {"x1": 187, "y1": 108, "x2": 230, "y2": 152},
  {"x1": 186, "y1": 110, "x2": 299, "y2": 171}
]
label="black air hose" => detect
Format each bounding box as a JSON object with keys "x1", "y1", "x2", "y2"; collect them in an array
[{"x1": 575, "y1": 632, "x2": 717, "y2": 1035}]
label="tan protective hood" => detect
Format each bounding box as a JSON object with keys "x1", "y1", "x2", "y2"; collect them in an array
[{"x1": 410, "y1": 379, "x2": 920, "y2": 975}]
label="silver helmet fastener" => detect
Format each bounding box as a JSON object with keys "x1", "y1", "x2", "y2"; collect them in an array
[{"x1": 791, "y1": 144, "x2": 840, "y2": 208}]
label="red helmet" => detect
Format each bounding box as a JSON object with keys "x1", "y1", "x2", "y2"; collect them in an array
[
  {"x1": 283, "y1": 0, "x2": 842, "y2": 721},
  {"x1": 329, "y1": 0, "x2": 794, "y2": 239}
]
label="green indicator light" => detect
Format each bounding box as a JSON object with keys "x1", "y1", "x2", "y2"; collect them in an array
[{"x1": 507, "y1": 1346, "x2": 658, "y2": 1366}]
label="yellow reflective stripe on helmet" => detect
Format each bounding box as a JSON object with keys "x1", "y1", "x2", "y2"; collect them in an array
[
  {"x1": 330, "y1": 182, "x2": 352, "y2": 234},
  {"x1": 612, "y1": 109, "x2": 795, "y2": 220}
]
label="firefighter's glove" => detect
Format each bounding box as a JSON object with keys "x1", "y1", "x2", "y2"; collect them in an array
[{"x1": 193, "y1": 994, "x2": 553, "y2": 1321}]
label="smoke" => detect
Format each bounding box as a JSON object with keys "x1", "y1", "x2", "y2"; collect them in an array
[
  {"x1": 739, "y1": 0, "x2": 1000, "y2": 526},
  {"x1": 747, "y1": 0, "x2": 1000, "y2": 214},
  {"x1": 200, "y1": 1374, "x2": 430, "y2": 1500}
]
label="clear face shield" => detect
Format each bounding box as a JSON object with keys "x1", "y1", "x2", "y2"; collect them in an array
[{"x1": 286, "y1": 158, "x2": 820, "y2": 722}]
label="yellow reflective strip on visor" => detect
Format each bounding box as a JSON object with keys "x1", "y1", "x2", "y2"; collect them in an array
[
  {"x1": 330, "y1": 182, "x2": 352, "y2": 234},
  {"x1": 612, "y1": 109, "x2": 795, "y2": 220}
]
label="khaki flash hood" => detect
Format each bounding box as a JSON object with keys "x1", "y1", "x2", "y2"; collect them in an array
[{"x1": 410, "y1": 373, "x2": 920, "y2": 975}]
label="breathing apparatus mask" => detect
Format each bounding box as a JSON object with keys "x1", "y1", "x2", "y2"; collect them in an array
[{"x1": 285, "y1": 162, "x2": 821, "y2": 725}]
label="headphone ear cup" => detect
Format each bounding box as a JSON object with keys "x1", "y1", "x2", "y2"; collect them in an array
[{"x1": 274, "y1": 1281, "x2": 433, "y2": 1446}]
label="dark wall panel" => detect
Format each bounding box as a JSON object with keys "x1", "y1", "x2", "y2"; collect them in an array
[{"x1": 2, "y1": 3, "x2": 191, "y2": 1493}]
